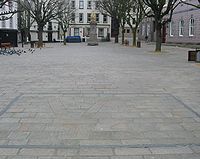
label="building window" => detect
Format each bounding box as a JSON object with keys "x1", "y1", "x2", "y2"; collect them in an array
[
  {"x1": 189, "y1": 18, "x2": 194, "y2": 36},
  {"x1": 79, "y1": 0, "x2": 84, "y2": 9},
  {"x1": 48, "y1": 22, "x2": 52, "y2": 30},
  {"x1": 179, "y1": 20, "x2": 184, "y2": 36},
  {"x1": 103, "y1": 14, "x2": 107, "y2": 23},
  {"x1": 96, "y1": 13, "x2": 99, "y2": 23},
  {"x1": 87, "y1": 13, "x2": 91, "y2": 23},
  {"x1": 98, "y1": 28, "x2": 104, "y2": 37},
  {"x1": 74, "y1": 28, "x2": 79, "y2": 36},
  {"x1": 71, "y1": 13, "x2": 75, "y2": 23},
  {"x1": 71, "y1": 0, "x2": 75, "y2": 9},
  {"x1": 10, "y1": 17, "x2": 13, "y2": 28},
  {"x1": 79, "y1": 13, "x2": 83, "y2": 23},
  {"x1": 87, "y1": 0, "x2": 92, "y2": 9},
  {"x1": 126, "y1": 29, "x2": 130, "y2": 34},
  {"x1": 169, "y1": 21, "x2": 174, "y2": 36},
  {"x1": 142, "y1": 25, "x2": 145, "y2": 36},
  {"x1": 2, "y1": 16, "x2": 6, "y2": 27}
]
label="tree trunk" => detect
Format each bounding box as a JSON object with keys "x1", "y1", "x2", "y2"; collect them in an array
[
  {"x1": 63, "y1": 31, "x2": 66, "y2": 45},
  {"x1": 38, "y1": 26, "x2": 43, "y2": 48},
  {"x1": 122, "y1": 27, "x2": 125, "y2": 45},
  {"x1": 113, "y1": 17, "x2": 119, "y2": 43},
  {"x1": 132, "y1": 28, "x2": 137, "y2": 47},
  {"x1": 115, "y1": 34, "x2": 119, "y2": 43},
  {"x1": 155, "y1": 21, "x2": 162, "y2": 52}
]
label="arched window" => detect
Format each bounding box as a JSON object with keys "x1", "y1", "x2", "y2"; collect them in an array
[
  {"x1": 189, "y1": 18, "x2": 194, "y2": 36},
  {"x1": 179, "y1": 20, "x2": 184, "y2": 36}
]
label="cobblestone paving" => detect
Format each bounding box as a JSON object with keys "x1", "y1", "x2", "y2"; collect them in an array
[{"x1": 0, "y1": 43, "x2": 200, "y2": 158}]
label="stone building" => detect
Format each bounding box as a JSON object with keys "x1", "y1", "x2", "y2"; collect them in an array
[
  {"x1": 68, "y1": 0, "x2": 111, "y2": 41},
  {"x1": 29, "y1": 0, "x2": 111, "y2": 42},
  {"x1": 0, "y1": 1, "x2": 18, "y2": 47},
  {"x1": 166, "y1": 0, "x2": 200, "y2": 44}
]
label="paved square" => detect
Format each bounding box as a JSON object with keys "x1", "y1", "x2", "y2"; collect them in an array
[{"x1": 0, "y1": 43, "x2": 200, "y2": 158}]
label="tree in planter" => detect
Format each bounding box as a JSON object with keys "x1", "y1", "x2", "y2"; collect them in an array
[
  {"x1": 181, "y1": 0, "x2": 200, "y2": 8},
  {"x1": 0, "y1": 0, "x2": 18, "y2": 21},
  {"x1": 126, "y1": 0, "x2": 146, "y2": 47},
  {"x1": 57, "y1": 2, "x2": 75, "y2": 45},
  {"x1": 18, "y1": 0, "x2": 69, "y2": 48},
  {"x1": 140, "y1": 0, "x2": 180, "y2": 52}
]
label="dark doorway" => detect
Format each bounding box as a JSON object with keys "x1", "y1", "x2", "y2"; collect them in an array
[
  {"x1": 0, "y1": 29, "x2": 18, "y2": 47},
  {"x1": 48, "y1": 32, "x2": 52, "y2": 42}
]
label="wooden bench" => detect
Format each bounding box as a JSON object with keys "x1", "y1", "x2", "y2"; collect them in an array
[{"x1": 0, "y1": 42, "x2": 12, "y2": 50}]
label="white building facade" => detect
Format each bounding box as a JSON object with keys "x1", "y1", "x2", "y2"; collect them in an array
[
  {"x1": 68, "y1": 0, "x2": 111, "y2": 41},
  {"x1": 0, "y1": 1, "x2": 18, "y2": 46},
  {"x1": 30, "y1": 20, "x2": 59, "y2": 42},
  {"x1": 29, "y1": 0, "x2": 111, "y2": 42}
]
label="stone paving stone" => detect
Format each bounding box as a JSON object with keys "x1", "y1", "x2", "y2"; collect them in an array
[
  {"x1": 190, "y1": 145, "x2": 200, "y2": 153},
  {"x1": 56, "y1": 149, "x2": 79, "y2": 156},
  {"x1": 39, "y1": 157, "x2": 71, "y2": 159},
  {"x1": 0, "y1": 131, "x2": 10, "y2": 138},
  {"x1": 80, "y1": 140, "x2": 122, "y2": 146},
  {"x1": 0, "y1": 148, "x2": 18, "y2": 155},
  {"x1": 115, "y1": 148, "x2": 151, "y2": 156},
  {"x1": 7, "y1": 139, "x2": 28, "y2": 145},
  {"x1": 144, "y1": 154, "x2": 200, "y2": 159},
  {"x1": 111, "y1": 156, "x2": 143, "y2": 159},
  {"x1": 8, "y1": 131, "x2": 30, "y2": 140},
  {"x1": 7, "y1": 156, "x2": 37, "y2": 159},
  {"x1": 19, "y1": 148, "x2": 56, "y2": 156},
  {"x1": 0, "y1": 118, "x2": 20, "y2": 123},
  {"x1": 72, "y1": 157, "x2": 109, "y2": 159},
  {"x1": 149, "y1": 146, "x2": 193, "y2": 155},
  {"x1": 121, "y1": 139, "x2": 151, "y2": 145},
  {"x1": 79, "y1": 148, "x2": 113, "y2": 156}
]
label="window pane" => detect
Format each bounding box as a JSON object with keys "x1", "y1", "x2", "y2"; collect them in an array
[
  {"x1": 79, "y1": 0, "x2": 84, "y2": 9},
  {"x1": 74, "y1": 28, "x2": 79, "y2": 36},
  {"x1": 98, "y1": 28, "x2": 104, "y2": 37}
]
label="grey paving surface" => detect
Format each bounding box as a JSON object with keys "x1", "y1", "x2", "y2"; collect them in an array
[{"x1": 0, "y1": 42, "x2": 200, "y2": 158}]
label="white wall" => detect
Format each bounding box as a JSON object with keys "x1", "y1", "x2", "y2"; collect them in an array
[{"x1": 0, "y1": 1, "x2": 18, "y2": 30}]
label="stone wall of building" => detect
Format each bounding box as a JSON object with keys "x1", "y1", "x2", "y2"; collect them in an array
[{"x1": 166, "y1": 0, "x2": 200, "y2": 44}]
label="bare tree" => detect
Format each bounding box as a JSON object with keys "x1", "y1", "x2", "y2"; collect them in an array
[
  {"x1": 180, "y1": 0, "x2": 200, "y2": 8},
  {"x1": 127, "y1": 0, "x2": 146, "y2": 46},
  {"x1": 18, "y1": 8, "x2": 35, "y2": 47},
  {"x1": 99, "y1": 0, "x2": 125, "y2": 43},
  {"x1": 118, "y1": 0, "x2": 131, "y2": 45},
  {"x1": 140, "y1": 0, "x2": 180, "y2": 52},
  {"x1": 18, "y1": 0, "x2": 70, "y2": 47},
  {"x1": 0, "y1": 0, "x2": 18, "y2": 21},
  {"x1": 56, "y1": 1, "x2": 75, "y2": 45}
]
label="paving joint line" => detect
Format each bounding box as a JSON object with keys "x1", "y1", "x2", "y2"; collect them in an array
[
  {"x1": 22, "y1": 92, "x2": 171, "y2": 96},
  {"x1": 0, "y1": 143, "x2": 199, "y2": 149},
  {"x1": 0, "y1": 93, "x2": 23, "y2": 117},
  {"x1": 169, "y1": 93, "x2": 200, "y2": 118}
]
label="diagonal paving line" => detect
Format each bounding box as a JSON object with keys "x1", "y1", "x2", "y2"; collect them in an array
[
  {"x1": 169, "y1": 93, "x2": 200, "y2": 118},
  {"x1": 0, "y1": 93, "x2": 23, "y2": 117}
]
